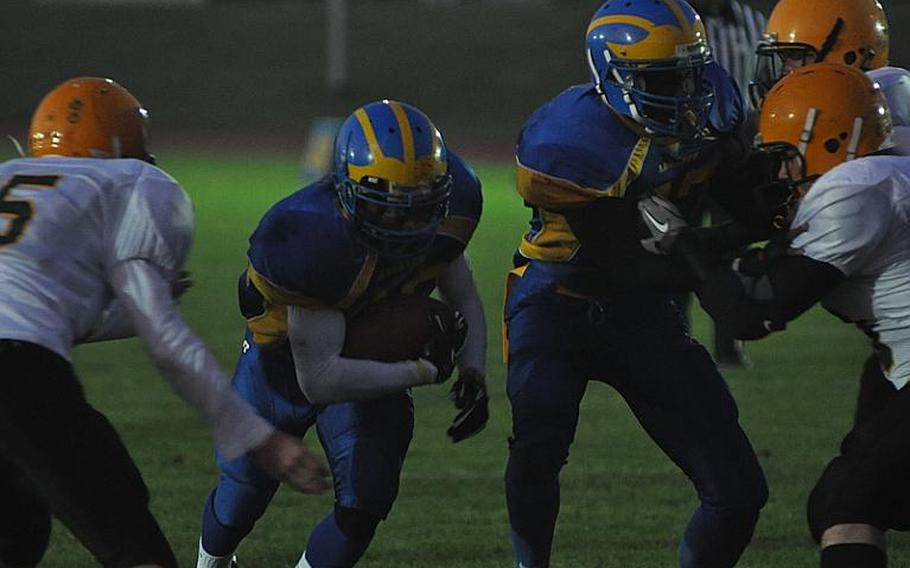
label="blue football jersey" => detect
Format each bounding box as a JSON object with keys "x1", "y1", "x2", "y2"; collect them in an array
[
  {"x1": 516, "y1": 62, "x2": 743, "y2": 264},
  {"x1": 242, "y1": 151, "x2": 482, "y2": 347}
]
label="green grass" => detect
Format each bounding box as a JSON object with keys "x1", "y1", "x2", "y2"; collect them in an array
[{"x1": 40, "y1": 151, "x2": 909, "y2": 567}]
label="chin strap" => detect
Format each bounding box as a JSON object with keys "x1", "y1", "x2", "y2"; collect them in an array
[{"x1": 6, "y1": 135, "x2": 25, "y2": 157}]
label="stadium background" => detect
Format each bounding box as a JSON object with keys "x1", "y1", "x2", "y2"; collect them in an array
[{"x1": 1, "y1": 1, "x2": 909, "y2": 566}]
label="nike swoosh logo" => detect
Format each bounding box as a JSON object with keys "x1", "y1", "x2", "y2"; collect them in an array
[{"x1": 642, "y1": 208, "x2": 669, "y2": 233}]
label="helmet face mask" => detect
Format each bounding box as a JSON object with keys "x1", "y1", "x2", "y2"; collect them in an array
[
  {"x1": 750, "y1": 38, "x2": 818, "y2": 107},
  {"x1": 751, "y1": 142, "x2": 814, "y2": 229},
  {"x1": 586, "y1": 0, "x2": 715, "y2": 142},
  {"x1": 337, "y1": 173, "x2": 452, "y2": 257},
  {"x1": 333, "y1": 100, "x2": 452, "y2": 258},
  {"x1": 615, "y1": 58, "x2": 714, "y2": 139}
]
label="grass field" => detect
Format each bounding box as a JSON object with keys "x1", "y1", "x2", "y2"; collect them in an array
[{"x1": 38, "y1": 151, "x2": 910, "y2": 567}]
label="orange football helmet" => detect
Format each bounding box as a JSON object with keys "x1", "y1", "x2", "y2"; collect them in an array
[
  {"x1": 759, "y1": 63, "x2": 892, "y2": 180},
  {"x1": 29, "y1": 77, "x2": 152, "y2": 162},
  {"x1": 751, "y1": 0, "x2": 889, "y2": 106}
]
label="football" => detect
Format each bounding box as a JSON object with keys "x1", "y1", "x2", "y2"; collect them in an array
[{"x1": 341, "y1": 294, "x2": 452, "y2": 362}]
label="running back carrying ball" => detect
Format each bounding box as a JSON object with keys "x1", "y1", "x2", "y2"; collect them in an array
[{"x1": 342, "y1": 295, "x2": 466, "y2": 381}]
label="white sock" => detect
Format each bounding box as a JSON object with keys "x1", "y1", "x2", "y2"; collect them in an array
[
  {"x1": 197, "y1": 537, "x2": 237, "y2": 568},
  {"x1": 295, "y1": 551, "x2": 313, "y2": 568}
]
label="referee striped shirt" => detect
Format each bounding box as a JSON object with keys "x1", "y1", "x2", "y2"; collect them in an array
[{"x1": 702, "y1": 1, "x2": 767, "y2": 111}]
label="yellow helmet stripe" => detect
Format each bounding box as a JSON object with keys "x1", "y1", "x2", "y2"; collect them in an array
[
  {"x1": 660, "y1": 0, "x2": 693, "y2": 36},
  {"x1": 587, "y1": 14, "x2": 660, "y2": 36},
  {"x1": 388, "y1": 101, "x2": 415, "y2": 168},
  {"x1": 354, "y1": 108, "x2": 385, "y2": 161}
]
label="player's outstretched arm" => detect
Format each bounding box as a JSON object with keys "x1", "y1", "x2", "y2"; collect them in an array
[
  {"x1": 636, "y1": 197, "x2": 844, "y2": 339},
  {"x1": 109, "y1": 259, "x2": 329, "y2": 493},
  {"x1": 287, "y1": 305, "x2": 445, "y2": 404},
  {"x1": 80, "y1": 270, "x2": 195, "y2": 344}
]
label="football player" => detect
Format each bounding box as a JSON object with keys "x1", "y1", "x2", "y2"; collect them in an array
[
  {"x1": 640, "y1": 63, "x2": 905, "y2": 568},
  {"x1": 503, "y1": 1, "x2": 768, "y2": 567},
  {"x1": 196, "y1": 100, "x2": 488, "y2": 568},
  {"x1": 749, "y1": 0, "x2": 890, "y2": 107},
  {"x1": 0, "y1": 77, "x2": 329, "y2": 568}
]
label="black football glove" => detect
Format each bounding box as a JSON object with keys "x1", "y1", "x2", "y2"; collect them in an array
[
  {"x1": 638, "y1": 194, "x2": 688, "y2": 254},
  {"x1": 423, "y1": 305, "x2": 467, "y2": 384},
  {"x1": 447, "y1": 367, "x2": 489, "y2": 443}
]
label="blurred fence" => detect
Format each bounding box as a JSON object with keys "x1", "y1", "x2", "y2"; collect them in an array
[{"x1": 1, "y1": 0, "x2": 907, "y2": 154}]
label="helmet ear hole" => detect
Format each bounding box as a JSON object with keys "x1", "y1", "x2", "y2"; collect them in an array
[
  {"x1": 844, "y1": 51, "x2": 858, "y2": 65},
  {"x1": 824, "y1": 138, "x2": 841, "y2": 153}
]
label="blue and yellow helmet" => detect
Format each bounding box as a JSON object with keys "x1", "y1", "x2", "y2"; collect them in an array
[
  {"x1": 586, "y1": 0, "x2": 714, "y2": 140},
  {"x1": 333, "y1": 100, "x2": 452, "y2": 257}
]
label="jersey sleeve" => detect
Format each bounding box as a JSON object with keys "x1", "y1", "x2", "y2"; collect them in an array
[
  {"x1": 705, "y1": 61, "x2": 745, "y2": 135},
  {"x1": 790, "y1": 181, "x2": 890, "y2": 276},
  {"x1": 246, "y1": 199, "x2": 370, "y2": 308},
  {"x1": 437, "y1": 151, "x2": 483, "y2": 246},
  {"x1": 109, "y1": 163, "x2": 194, "y2": 279},
  {"x1": 515, "y1": 86, "x2": 645, "y2": 209}
]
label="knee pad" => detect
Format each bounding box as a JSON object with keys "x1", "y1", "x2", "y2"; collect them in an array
[{"x1": 334, "y1": 505, "x2": 380, "y2": 542}]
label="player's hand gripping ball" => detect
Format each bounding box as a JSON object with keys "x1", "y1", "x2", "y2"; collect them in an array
[{"x1": 342, "y1": 295, "x2": 467, "y2": 383}]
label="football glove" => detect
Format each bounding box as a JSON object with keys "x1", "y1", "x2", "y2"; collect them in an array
[
  {"x1": 447, "y1": 367, "x2": 489, "y2": 443},
  {"x1": 638, "y1": 195, "x2": 688, "y2": 254},
  {"x1": 423, "y1": 305, "x2": 467, "y2": 384}
]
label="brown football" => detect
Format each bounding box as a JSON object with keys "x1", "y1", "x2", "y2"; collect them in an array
[{"x1": 341, "y1": 295, "x2": 451, "y2": 362}]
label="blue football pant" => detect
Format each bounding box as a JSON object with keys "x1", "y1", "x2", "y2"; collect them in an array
[
  {"x1": 200, "y1": 338, "x2": 414, "y2": 566},
  {"x1": 504, "y1": 289, "x2": 768, "y2": 568}
]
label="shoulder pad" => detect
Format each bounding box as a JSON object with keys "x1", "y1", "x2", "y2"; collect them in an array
[
  {"x1": 517, "y1": 84, "x2": 644, "y2": 191},
  {"x1": 247, "y1": 180, "x2": 370, "y2": 306},
  {"x1": 437, "y1": 151, "x2": 483, "y2": 246},
  {"x1": 706, "y1": 62, "x2": 745, "y2": 135}
]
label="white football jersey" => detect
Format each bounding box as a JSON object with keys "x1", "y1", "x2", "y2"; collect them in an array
[
  {"x1": 790, "y1": 155, "x2": 910, "y2": 389},
  {"x1": 0, "y1": 156, "x2": 192, "y2": 359}
]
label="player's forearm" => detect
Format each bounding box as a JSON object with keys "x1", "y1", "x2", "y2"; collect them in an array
[
  {"x1": 297, "y1": 355, "x2": 437, "y2": 405},
  {"x1": 436, "y1": 254, "x2": 487, "y2": 374},
  {"x1": 287, "y1": 305, "x2": 437, "y2": 405},
  {"x1": 111, "y1": 260, "x2": 274, "y2": 459},
  {"x1": 683, "y1": 243, "x2": 842, "y2": 341},
  {"x1": 564, "y1": 198, "x2": 697, "y2": 293},
  {"x1": 695, "y1": 267, "x2": 784, "y2": 340}
]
